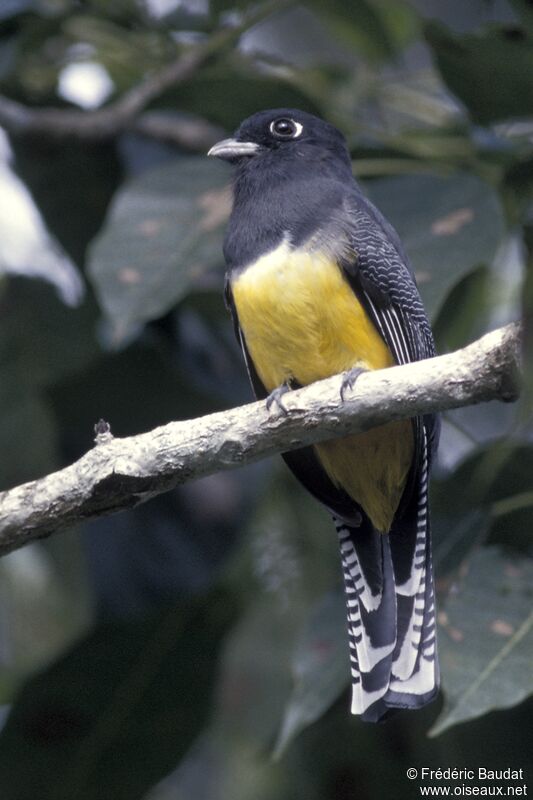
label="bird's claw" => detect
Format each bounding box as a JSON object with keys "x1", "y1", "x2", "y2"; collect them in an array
[
  {"x1": 340, "y1": 367, "x2": 366, "y2": 401},
  {"x1": 266, "y1": 382, "x2": 291, "y2": 415}
]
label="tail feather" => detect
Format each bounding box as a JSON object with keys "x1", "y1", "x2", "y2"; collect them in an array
[
  {"x1": 335, "y1": 518, "x2": 396, "y2": 718},
  {"x1": 334, "y1": 428, "x2": 439, "y2": 721},
  {"x1": 388, "y1": 428, "x2": 438, "y2": 706}
]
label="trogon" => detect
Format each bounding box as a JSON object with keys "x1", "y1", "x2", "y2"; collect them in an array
[{"x1": 208, "y1": 108, "x2": 440, "y2": 722}]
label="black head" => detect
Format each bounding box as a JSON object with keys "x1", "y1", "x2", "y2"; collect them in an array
[{"x1": 207, "y1": 108, "x2": 351, "y2": 173}]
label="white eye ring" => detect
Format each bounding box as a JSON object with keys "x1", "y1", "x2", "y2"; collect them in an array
[
  {"x1": 269, "y1": 118, "x2": 303, "y2": 139},
  {"x1": 291, "y1": 121, "x2": 303, "y2": 137}
]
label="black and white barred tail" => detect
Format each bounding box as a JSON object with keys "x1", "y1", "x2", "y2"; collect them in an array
[{"x1": 333, "y1": 428, "x2": 438, "y2": 722}]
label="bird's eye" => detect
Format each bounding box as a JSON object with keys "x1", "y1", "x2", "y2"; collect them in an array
[{"x1": 269, "y1": 118, "x2": 303, "y2": 139}]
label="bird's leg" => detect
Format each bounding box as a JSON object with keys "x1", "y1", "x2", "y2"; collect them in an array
[
  {"x1": 340, "y1": 366, "x2": 367, "y2": 402},
  {"x1": 266, "y1": 380, "x2": 294, "y2": 415}
]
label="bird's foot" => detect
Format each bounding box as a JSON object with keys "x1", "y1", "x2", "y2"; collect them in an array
[
  {"x1": 266, "y1": 382, "x2": 293, "y2": 415},
  {"x1": 340, "y1": 366, "x2": 367, "y2": 401}
]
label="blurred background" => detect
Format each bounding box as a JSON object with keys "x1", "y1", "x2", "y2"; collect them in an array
[{"x1": 0, "y1": 0, "x2": 532, "y2": 798}]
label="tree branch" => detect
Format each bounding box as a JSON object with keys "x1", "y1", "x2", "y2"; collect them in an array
[
  {"x1": 0, "y1": 0, "x2": 293, "y2": 143},
  {"x1": 0, "y1": 324, "x2": 521, "y2": 556}
]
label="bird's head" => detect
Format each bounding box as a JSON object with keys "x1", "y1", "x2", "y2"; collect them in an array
[{"x1": 207, "y1": 108, "x2": 350, "y2": 170}]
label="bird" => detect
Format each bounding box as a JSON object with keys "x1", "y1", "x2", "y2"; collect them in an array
[{"x1": 208, "y1": 108, "x2": 440, "y2": 722}]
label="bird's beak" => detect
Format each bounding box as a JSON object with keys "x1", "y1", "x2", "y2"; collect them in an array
[{"x1": 207, "y1": 138, "x2": 261, "y2": 161}]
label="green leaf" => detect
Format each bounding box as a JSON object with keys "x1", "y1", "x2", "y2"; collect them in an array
[
  {"x1": 425, "y1": 21, "x2": 533, "y2": 125},
  {"x1": 274, "y1": 591, "x2": 349, "y2": 758},
  {"x1": 0, "y1": 590, "x2": 238, "y2": 800},
  {"x1": 365, "y1": 172, "x2": 505, "y2": 320},
  {"x1": 87, "y1": 157, "x2": 231, "y2": 342},
  {"x1": 430, "y1": 547, "x2": 533, "y2": 736}
]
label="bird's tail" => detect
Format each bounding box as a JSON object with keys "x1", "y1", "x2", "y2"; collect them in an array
[{"x1": 333, "y1": 438, "x2": 438, "y2": 721}]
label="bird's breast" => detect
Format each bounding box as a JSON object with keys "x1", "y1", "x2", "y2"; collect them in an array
[
  {"x1": 231, "y1": 238, "x2": 414, "y2": 533},
  {"x1": 231, "y1": 239, "x2": 394, "y2": 390}
]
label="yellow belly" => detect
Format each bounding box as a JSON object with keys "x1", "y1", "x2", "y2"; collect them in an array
[{"x1": 232, "y1": 242, "x2": 413, "y2": 532}]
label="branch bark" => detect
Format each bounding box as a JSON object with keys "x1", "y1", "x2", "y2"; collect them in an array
[
  {"x1": 0, "y1": 324, "x2": 521, "y2": 556},
  {"x1": 0, "y1": 0, "x2": 292, "y2": 144}
]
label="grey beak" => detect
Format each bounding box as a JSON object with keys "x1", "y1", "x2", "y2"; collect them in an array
[{"x1": 207, "y1": 138, "x2": 261, "y2": 160}]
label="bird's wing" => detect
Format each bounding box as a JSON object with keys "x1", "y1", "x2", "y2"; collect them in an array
[
  {"x1": 341, "y1": 191, "x2": 435, "y2": 368},
  {"x1": 338, "y1": 190, "x2": 440, "y2": 484}
]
